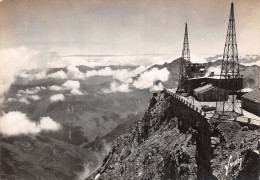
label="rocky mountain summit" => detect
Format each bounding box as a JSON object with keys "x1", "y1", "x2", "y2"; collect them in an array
[{"x1": 87, "y1": 91, "x2": 260, "y2": 180}]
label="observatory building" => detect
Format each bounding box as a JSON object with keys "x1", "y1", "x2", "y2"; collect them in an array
[{"x1": 176, "y1": 2, "x2": 244, "y2": 117}]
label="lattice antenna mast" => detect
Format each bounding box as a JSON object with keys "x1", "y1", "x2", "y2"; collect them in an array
[
  {"x1": 220, "y1": 2, "x2": 239, "y2": 78},
  {"x1": 216, "y1": 3, "x2": 242, "y2": 116},
  {"x1": 182, "y1": 23, "x2": 190, "y2": 64},
  {"x1": 177, "y1": 23, "x2": 190, "y2": 93}
]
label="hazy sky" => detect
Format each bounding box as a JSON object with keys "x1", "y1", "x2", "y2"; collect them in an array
[{"x1": 0, "y1": 0, "x2": 259, "y2": 55}]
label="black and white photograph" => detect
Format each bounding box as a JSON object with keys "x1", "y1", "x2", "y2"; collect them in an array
[{"x1": 0, "y1": 0, "x2": 259, "y2": 179}]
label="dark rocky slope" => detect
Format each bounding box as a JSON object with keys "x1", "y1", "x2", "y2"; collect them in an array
[
  {"x1": 0, "y1": 135, "x2": 100, "y2": 180},
  {"x1": 209, "y1": 120, "x2": 259, "y2": 179},
  {"x1": 87, "y1": 91, "x2": 260, "y2": 180}
]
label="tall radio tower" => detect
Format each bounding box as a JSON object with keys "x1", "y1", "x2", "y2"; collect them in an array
[
  {"x1": 216, "y1": 3, "x2": 242, "y2": 116},
  {"x1": 177, "y1": 23, "x2": 190, "y2": 93},
  {"x1": 220, "y1": 3, "x2": 240, "y2": 78}
]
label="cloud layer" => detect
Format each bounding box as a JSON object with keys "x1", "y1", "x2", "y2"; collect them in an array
[
  {"x1": 85, "y1": 66, "x2": 146, "y2": 81},
  {"x1": 0, "y1": 47, "x2": 42, "y2": 106},
  {"x1": 132, "y1": 67, "x2": 170, "y2": 89},
  {"x1": 18, "y1": 65, "x2": 146, "y2": 83},
  {"x1": 48, "y1": 80, "x2": 84, "y2": 101},
  {"x1": 103, "y1": 67, "x2": 170, "y2": 93},
  {"x1": 103, "y1": 82, "x2": 131, "y2": 93},
  {"x1": 50, "y1": 94, "x2": 65, "y2": 102},
  {"x1": 0, "y1": 111, "x2": 60, "y2": 136},
  {"x1": 49, "y1": 85, "x2": 63, "y2": 91},
  {"x1": 48, "y1": 70, "x2": 67, "y2": 79},
  {"x1": 1, "y1": 46, "x2": 224, "y2": 103},
  {"x1": 7, "y1": 86, "x2": 46, "y2": 105},
  {"x1": 62, "y1": 80, "x2": 80, "y2": 90}
]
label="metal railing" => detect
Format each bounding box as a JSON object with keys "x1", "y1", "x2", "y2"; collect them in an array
[
  {"x1": 164, "y1": 89, "x2": 212, "y2": 119},
  {"x1": 164, "y1": 89, "x2": 260, "y2": 127}
]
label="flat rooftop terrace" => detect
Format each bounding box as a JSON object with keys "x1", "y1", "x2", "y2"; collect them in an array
[
  {"x1": 166, "y1": 89, "x2": 260, "y2": 127},
  {"x1": 188, "y1": 76, "x2": 244, "y2": 80}
]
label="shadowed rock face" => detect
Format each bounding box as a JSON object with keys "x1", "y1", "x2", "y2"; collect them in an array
[
  {"x1": 209, "y1": 120, "x2": 259, "y2": 180},
  {"x1": 236, "y1": 150, "x2": 260, "y2": 180},
  {"x1": 87, "y1": 93, "x2": 212, "y2": 180},
  {"x1": 87, "y1": 92, "x2": 259, "y2": 180},
  {"x1": 88, "y1": 119, "x2": 198, "y2": 180}
]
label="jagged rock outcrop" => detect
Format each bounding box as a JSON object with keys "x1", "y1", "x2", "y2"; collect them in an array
[
  {"x1": 87, "y1": 91, "x2": 260, "y2": 180},
  {"x1": 209, "y1": 120, "x2": 259, "y2": 180}
]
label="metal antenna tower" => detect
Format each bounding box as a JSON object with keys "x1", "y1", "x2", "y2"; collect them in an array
[
  {"x1": 216, "y1": 3, "x2": 242, "y2": 116},
  {"x1": 177, "y1": 23, "x2": 190, "y2": 93}
]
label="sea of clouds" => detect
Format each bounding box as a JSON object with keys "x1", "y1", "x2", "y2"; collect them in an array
[
  {"x1": 0, "y1": 46, "x2": 216, "y2": 136},
  {"x1": 0, "y1": 47, "x2": 210, "y2": 99},
  {"x1": 0, "y1": 47, "x2": 171, "y2": 136}
]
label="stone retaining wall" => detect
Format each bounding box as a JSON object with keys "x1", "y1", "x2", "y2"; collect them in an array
[
  {"x1": 163, "y1": 89, "x2": 208, "y2": 133},
  {"x1": 163, "y1": 89, "x2": 214, "y2": 179}
]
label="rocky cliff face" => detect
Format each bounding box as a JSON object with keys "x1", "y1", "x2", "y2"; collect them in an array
[
  {"x1": 209, "y1": 120, "x2": 259, "y2": 179},
  {"x1": 87, "y1": 91, "x2": 260, "y2": 180}
]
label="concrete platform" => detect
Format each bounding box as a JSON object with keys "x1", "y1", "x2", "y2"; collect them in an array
[{"x1": 166, "y1": 89, "x2": 260, "y2": 127}]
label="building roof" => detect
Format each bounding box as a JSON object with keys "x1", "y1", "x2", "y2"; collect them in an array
[
  {"x1": 242, "y1": 88, "x2": 260, "y2": 103},
  {"x1": 194, "y1": 84, "x2": 214, "y2": 94},
  {"x1": 188, "y1": 76, "x2": 221, "y2": 80},
  {"x1": 188, "y1": 76, "x2": 244, "y2": 80},
  {"x1": 237, "y1": 88, "x2": 253, "y2": 93},
  {"x1": 193, "y1": 84, "x2": 226, "y2": 94}
]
